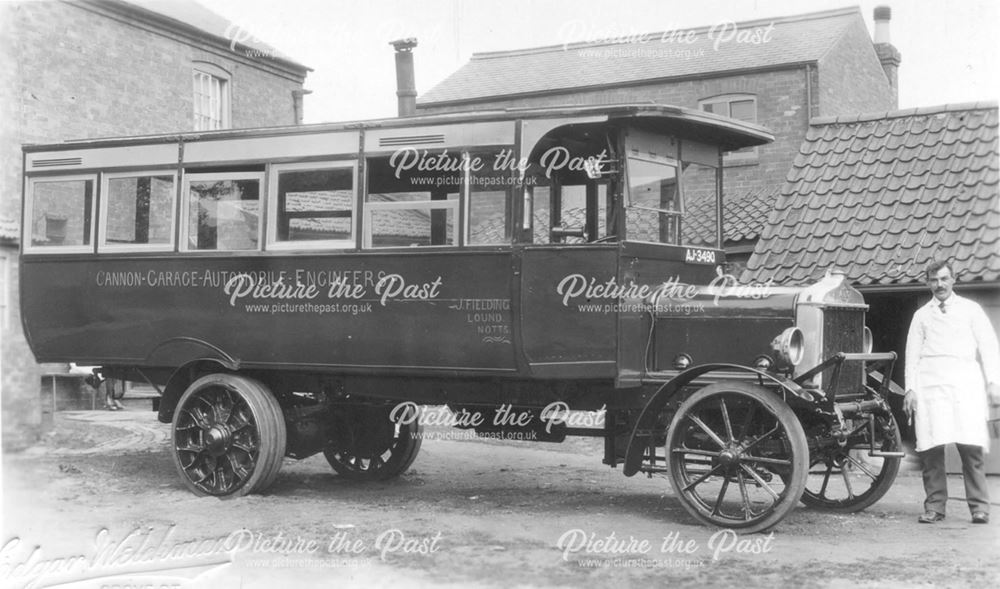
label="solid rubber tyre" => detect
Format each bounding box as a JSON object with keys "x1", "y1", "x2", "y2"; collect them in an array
[{"x1": 171, "y1": 373, "x2": 286, "y2": 496}]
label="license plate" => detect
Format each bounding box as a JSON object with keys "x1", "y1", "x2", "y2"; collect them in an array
[{"x1": 685, "y1": 248, "x2": 717, "y2": 265}]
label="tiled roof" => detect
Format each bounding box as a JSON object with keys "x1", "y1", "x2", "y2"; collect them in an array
[
  {"x1": 744, "y1": 102, "x2": 1000, "y2": 286},
  {"x1": 419, "y1": 7, "x2": 859, "y2": 105},
  {"x1": 682, "y1": 187, "x2": 780, "y2": 244},
  {"x1": 724, "y1": 187, "x2": 779, "y2": 242},
  {"x1": 117, "y1": 0, "x2": 309, "y2": 71},
  {"x1": 0, "y1": 215, "x2": 18, "y2": 242}
]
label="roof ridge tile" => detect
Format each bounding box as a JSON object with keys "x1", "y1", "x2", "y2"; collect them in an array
[{"x1": 809, "y1": 101, "x2": 1000, "y2": 128}]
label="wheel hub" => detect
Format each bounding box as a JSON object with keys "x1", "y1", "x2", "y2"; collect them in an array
[
  {"x1": 718, "y1": 448, "x2": 741, "y2": 467},
  {"x1": 205, "y1": 425, "x2": 232, "y2": 457}
]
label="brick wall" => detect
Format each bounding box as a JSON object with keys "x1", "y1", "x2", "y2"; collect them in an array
[
  {"x1": 419, "y1": 68, "x2": 812, "y2": 209},
  {"x1": 0, "y1": 0, "x2": 306, "y2": 450},
  {"x1": 816, "y1": 18, "x2": 895, "y2": 116},
  {"x1": 0, "y1": 5, "x2": 20, "y2": 227},
  {"x1": 1, "y1": 242, "x2": 63, "y2": 450},
  {"x1": 7, "y1": 2, "x2": 301, "y2": 146}
]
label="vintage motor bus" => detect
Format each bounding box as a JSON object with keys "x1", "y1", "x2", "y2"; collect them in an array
[{"x1": 20, "y1": 104, "x2": 902, "y2": 532}]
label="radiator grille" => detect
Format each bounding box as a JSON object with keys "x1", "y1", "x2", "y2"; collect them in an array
[{"x1": 822, "y1": 307, "x2": 865, "y2": 398}]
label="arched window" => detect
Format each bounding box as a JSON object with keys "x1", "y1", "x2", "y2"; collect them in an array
[{"x1": 192, "y1": 62, "x2": 231, "y2": 130}]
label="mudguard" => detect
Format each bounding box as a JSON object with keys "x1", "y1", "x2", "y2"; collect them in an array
[{"x1": 622, "y1": 363, "x2": 812, "y2": 477}]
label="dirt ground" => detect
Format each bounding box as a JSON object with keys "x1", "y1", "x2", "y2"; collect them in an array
[{"x1": 1, "y1": 407, "x2": 998, "y2": 589}]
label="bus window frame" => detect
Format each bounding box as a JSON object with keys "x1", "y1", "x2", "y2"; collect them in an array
[
  {"x1": 464, "y1": 150, "x2": 516, "y2": 247},
  {"x1": 181, "y1": 171, "x2": 265, "y2": 253},
  {"x1": 624, "y1": 153, "x2": 683, "y2": 246},
  {"x1": 266, "y1": 161, "x2": 358, "y2": 251},
  {"x1": 363, "y1": 198, "x2": 460, "y2": 249},
  {"x1": 678, "y1": 158, "x2": 722, "y2": 250},
  {"x1": 23, "y1": 173, "x2": 99, "y2": 255},
  {"x1": 361, "y1": 151, "x2": 462, "y2": 250},
  {"x1": 359, "y1": 144, "x2": 518, "y2": 250},
  {"x1": 98, "y1": 170, "x2": 178, "y2": 253}
]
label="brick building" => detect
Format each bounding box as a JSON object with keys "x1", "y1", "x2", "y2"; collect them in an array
[
  {"x1": 416, "y1": 6, "x2": 900, "y2": 270},
  {"x1": 0, "y1": 0, "x2": 309, "y2": 449}
]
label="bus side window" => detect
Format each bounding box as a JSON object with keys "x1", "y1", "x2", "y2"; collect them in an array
[
  {"x1": 268, "y1": 163, "x2": 355, "y2": 248},
  {"x1": 25, "y1": 176, "x2": 95, "y2": 252},
  {"x1": 183, "y1": 173, "x2": 263, "y2": 251},
  {"x1": 626, "y1": 155, "x2": 680, "y2": 244},
  {"x1": 365, "y1": 154, "x2": 458, "y2": 248},
  {"x1": 679, "y1": 161, "x2": 720, "y2": 248},
  {"x1": 467, "y1": 150, "x2": 512, "y2": 246},
  {"x1": 525, "y1": 181, "x2": 610, "y2": 245},
  {"x1": 100, "y1": 173, "x2": 175, "y2": 250},
  {"x1": 529, "y1": 184, "x2": 551, "y2": 244}
]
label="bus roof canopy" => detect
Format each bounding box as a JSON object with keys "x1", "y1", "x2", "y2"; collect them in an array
[{"x1": 23, "y1": 103, "x2": 774, "y2": 153}]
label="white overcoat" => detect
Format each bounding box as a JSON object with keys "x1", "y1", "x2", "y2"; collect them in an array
[{"x1": 905, "y1": 294, "x2": 1000, "y2": 452}]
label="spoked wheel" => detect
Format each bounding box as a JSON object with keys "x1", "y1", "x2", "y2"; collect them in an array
[
  {"x1": 323, "y1": 404, "x2": 422, "y2": 481},
  {"x1": 666, "y1": 382, "x2": 809, "y2": 533},
  {"x1": 801, "y1": 410, "x2": 901, "y2": 512},
  {"x1": 171, "y1": 374, "x2": 287, "y2": 497}
]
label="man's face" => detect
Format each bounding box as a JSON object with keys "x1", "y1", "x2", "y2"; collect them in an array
[{"x1": 927, "y1": 266, "x2": 955, "y2": 302}]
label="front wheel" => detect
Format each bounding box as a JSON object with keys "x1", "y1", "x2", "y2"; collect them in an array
[
  {"x1": 801, "y1": 410, "x2": 901, "y2": 512},
  {"x1": 171, "y1": 373, "x2": 287, "y2": 497},
  {"x1": 665, "y1": 382, "x2": 809, "y2": 533}
]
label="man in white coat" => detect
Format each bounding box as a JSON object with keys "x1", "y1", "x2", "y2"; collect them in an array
[{"x1": 904, "y1": 260, "x2": 1000, "y2": 524}]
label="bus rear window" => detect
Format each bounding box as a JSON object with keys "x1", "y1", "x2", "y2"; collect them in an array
[
  {"x1": 183, "y1": 173, "x2": 262, "y2": 251},
  {"x1": 26, "y1": 177, "x2": 94, "y2": 251}
]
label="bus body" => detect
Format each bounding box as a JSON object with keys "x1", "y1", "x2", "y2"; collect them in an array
[{"x1": 20, "y1": 104, "x2": 903, "y2": 532}]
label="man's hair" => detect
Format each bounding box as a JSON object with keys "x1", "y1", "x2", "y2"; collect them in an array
[{"x1": 924, "y1": 259, "x2": 955, "y2": 280}]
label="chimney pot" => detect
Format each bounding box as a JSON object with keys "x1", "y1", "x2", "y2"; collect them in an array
[
  {"x1": 872, "y1": 6, "x2": 900, "y2": 109},
  {"x1": 873, "y1": 5, "x2": 892, "y2": 44},
  {"x1": 390, "y1": 38, "x2": 418, "y2": 52}
]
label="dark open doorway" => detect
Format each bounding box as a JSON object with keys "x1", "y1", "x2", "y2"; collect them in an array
[{"x1": 861, "y1": 288, "x2": 926, "y2": 445}]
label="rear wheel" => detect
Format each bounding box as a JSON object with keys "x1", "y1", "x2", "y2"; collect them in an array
[
  {"x1": 323, "y1": 404, "x2": 422, "y2": 481},
  {"x1": 666, "y1": 382, "x2": 808, "y2": 533},
  {"x1": 171, "y1": 374, "x2": 287, "y2": 496}
]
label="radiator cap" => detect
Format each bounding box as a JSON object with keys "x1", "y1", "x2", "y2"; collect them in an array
[{"x1": 797, "y1": 272, "x2": 866, "y2": 308}]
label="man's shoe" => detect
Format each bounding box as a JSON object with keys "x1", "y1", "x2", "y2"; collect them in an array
[
  {"x1": 918, "y1": 511, "x2": 945, "y2": 523},
  {"x1": 971, "y1": 512, "x2": 989, "y2": 524}
]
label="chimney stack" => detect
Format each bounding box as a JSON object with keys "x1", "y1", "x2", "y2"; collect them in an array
[
  {"x1": 391, "y1": 38, "x2": 418, "y2": 117},
  {"x1": 872, "y1": 6, "x2": 901, "y2": 109}
]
